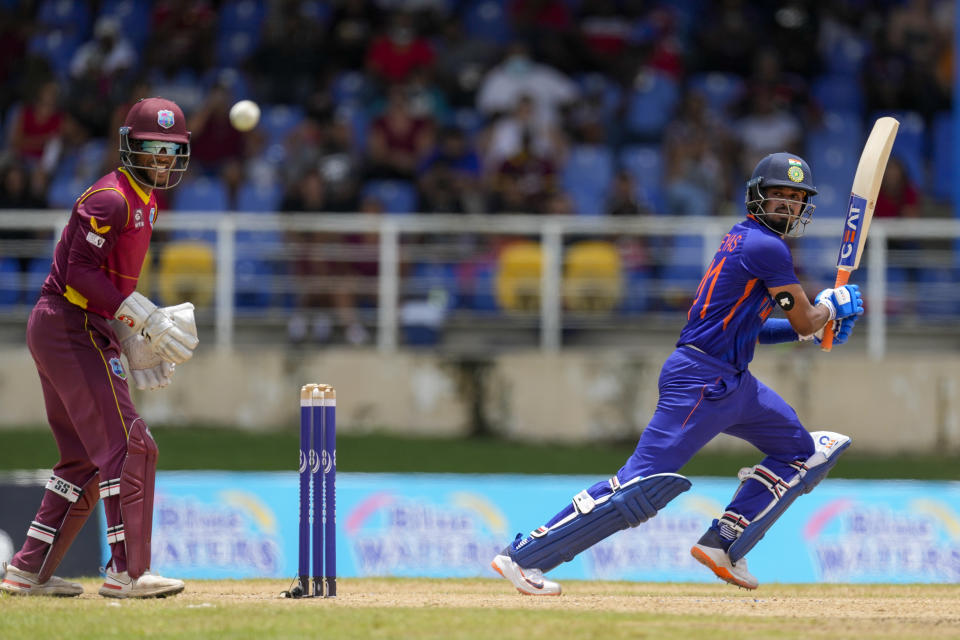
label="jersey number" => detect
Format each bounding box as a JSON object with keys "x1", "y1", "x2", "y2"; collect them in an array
[{"x1": 688, "y1": 257, "x2": 726, "y2": 320}]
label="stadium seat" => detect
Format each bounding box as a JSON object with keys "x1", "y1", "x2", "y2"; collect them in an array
[
  {"x1": 462, "y1": 0, "x2": 513, "y2": 44},
  {"x1": 457, "y1": 257, "x2": 497, "y2": 311},
  {"x1": 218, "y1": 0, "x2": 266, "y2": 34},
  {"x1": 101, "y1": 0, "x2": 151, "y2": 47},
  {"x1": 562, "y1": 145, "x2": 614, "y2": 216},
  {"x1": 563, "y1": 240, "x2": 623, "y2": 313},
  {"x1": 823, "y1": 34, "x2": 869, "y2": 76},
  {"x1": 624, "y1": 70, "x2": 680, "y2": 141},
  {"x1": 234, "y1": 257, "x2": 272, "y2": 309},
  {"x1": 930, "y1": 112, "x2": 953, "y2": 203},
  {"x1": 236, "y1": 182, "x2": 283, "y2": 212},
  {"x1": 331, "y1": 71, "x2": 370, "y2": 106},
  {"x1": 157, "y1": 242, "x2": 215, "y2": 308},
  {"x1": 0, "y1": 257, "x2": 21, "y2": 307},
  {"x1": 495, "y1": 241, "x2": 542, "y2": 312},
  {"x1": 47, "y1": 174, "x2": 86, "y2": 210},
  {"x1": 37, "y1": 0, "x2": 91, "y2": 33},
  {"x1": 261, "y1": 104, "x2": 306, "y2": 147},
  {"x1": 871, "y1": 110, "x2": 926, "y2": 186},
  {"x1": 173, "y1": 176, "x2": 229, "y2": 212},
  {"x1": 362, "y1": 180, "x2": 417, "y2": 214},
  {"x1": 812, "y1": 75, "x2": 864, "y2": 114},
  {"x1": 28, "y1": 28, "x2": 84, "y2": 77},
  {"x1": 411, "y1": 262, "x2": 460, "y2": 310},
  {"x1": 619, "y1": 145, "x2": 665, "y2": 213},
  {"x1": 216, "y1": 31, "x2": 259, "y2": 68},
  {"x1": 687, "y1": 72, "x2": 744, "y2": 117}
]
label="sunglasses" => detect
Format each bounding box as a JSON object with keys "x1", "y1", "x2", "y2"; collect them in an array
[{"x1": 140, "y1": 140, "x2": 181, "y2": 154}]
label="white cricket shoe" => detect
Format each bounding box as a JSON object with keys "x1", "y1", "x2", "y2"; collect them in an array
[
  {"x1": 0, "y1": 562, "x2": 83, "y2": 597},
  {"x1": 491, "y1": 553, "x2": 562, "y2": 596},
  {"x1": 691, "y1": 534, "x2": 759, "y2": 590},
  {"x1": 99, "y1": 568, "x2": 185, "y2": 599}
]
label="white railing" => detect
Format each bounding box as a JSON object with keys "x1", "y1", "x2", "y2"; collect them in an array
[{"x1": 1, "y1": 210, "x2": 959, "y2": 359}]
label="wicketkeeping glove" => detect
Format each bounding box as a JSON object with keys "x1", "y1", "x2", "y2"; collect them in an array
[
  {"x1": 110, "y1": 320, "x2": 175, "y2": 390},
  {"x1": 114, "y1": 292, "x2": 199, "y2": 364},
  {"x1": 815, "y1": 284, "x2": 864, "y2": 321}
]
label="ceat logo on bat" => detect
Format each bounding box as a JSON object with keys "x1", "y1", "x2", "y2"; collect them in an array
[{"x1": 837, "y1": 194, "x2": 867, "y2": 268}]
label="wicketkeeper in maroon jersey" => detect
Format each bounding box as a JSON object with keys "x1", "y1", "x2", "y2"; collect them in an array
[{"x1": 1, "y1": 98, "x2": 199, "y2": 598}]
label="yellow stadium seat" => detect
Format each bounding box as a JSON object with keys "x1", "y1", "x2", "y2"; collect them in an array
[
  {"x1": 563, "y1": 240, "x2": 623, "y2": 313},
  {"x1": 495, "y1": 241, "x2": 542, "y2": 312},
  {"x1": 157, "y1": 242, "x2": 215, "y2": 307}
]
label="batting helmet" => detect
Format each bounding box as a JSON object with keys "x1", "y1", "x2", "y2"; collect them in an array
[
  {"x1": 745, "y1": 152, "x2": 817, "y2": 237},
  {"x1": 119, "y1": 97, "x2": 191, "y2": 190}
]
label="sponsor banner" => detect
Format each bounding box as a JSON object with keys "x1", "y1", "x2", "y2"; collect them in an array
[
  {"x1": 0, "y1": 472, "x2": 103, "y2": 578},
  {"x1": 148, "y1": 472, "x2": 960, "y2": 583}
]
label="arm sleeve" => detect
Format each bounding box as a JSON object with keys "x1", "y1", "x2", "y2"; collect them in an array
[
  {"x1": 740, "y1": 232, "x2": 799, "y2": 288},
  {"x1": 758, "y1": 318, "x2": 799, "y2": 344},
  {"x1": 64, "y1": 190, "x2": 128, "y2": 314}
]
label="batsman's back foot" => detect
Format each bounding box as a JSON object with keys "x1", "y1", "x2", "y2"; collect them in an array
[
  {"x1": 491, "y1": 553, "x2": 562, "y2": 596},
  {"x1": 99, "y1": 569, "x2": 185, "y2": 599},
  {"x1": 0, "y1": 562, "x2": 83, "y2": 596},
  {"x1": 691, "y1": 530, "x2": 759, "y2": 590}
]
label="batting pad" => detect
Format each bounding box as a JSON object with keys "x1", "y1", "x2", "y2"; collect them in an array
[
  {"x1": 119, "y1": 419, "x2": 159, "y2": 578},
  {"x1": 728, "y1": 431, "x2": 851, "y2": 563},
  {"x1": 510, "y1": 473, "x2": 692, "y2": 573}
]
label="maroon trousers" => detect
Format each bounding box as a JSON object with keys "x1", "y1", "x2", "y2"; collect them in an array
[{"x1": 13, "y1": 295, "x2": 142, "y2": 574}]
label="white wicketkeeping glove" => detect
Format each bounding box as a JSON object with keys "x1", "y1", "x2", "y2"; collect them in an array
[
  {"x1": 114, "y1": 292, "x2": 199, "y2": 364},
  {"x1": 110, "y1": 320, "x2": 175, "y2": 390}
]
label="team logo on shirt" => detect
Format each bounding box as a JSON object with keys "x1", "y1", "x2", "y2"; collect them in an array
[
  {"x1": 157, "y1": 109, "x2": 175, "y2": 129},
  {"x1": 149, "y1": 207, "x2": 157, "y2": 227},
  {"x1": 90, "y1": 218, "x2": 111, "y2": 234},
  {"x1": 134, "y1": 208, "x2": 144, "y2": 229},
  {"x1": 108, "y1": 357, "x2": 127, "y2": 380}
]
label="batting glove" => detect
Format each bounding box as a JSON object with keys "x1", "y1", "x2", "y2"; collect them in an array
[{"x1": 815, "y1": 284, "x2": 864, "y2": 321}]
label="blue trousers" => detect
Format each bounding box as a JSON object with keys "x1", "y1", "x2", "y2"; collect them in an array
[{"x1": 544, "y1": 346, "x2": 815, "y2": 529}]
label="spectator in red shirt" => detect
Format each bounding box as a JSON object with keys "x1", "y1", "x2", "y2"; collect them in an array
[
  {"x1": 9, "y1": 80, "x2": 63, "y2": 168},
  {"x1": 365, "y1": 13, "x2": 435, "y2": 86},
  {"x1": 366, "y1": 85, "x2": 435, "y2": 180}
]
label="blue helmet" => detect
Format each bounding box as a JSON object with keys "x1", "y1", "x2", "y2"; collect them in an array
[{"x1": 745, "y1": 152, "x2": 817, "y2": 237}]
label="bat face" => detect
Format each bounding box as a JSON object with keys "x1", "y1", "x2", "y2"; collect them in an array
[{"x1": 837, "y1": 193, "x2": 868, "y2": 268}]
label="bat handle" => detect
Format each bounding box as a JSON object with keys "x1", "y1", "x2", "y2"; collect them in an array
[{"x1": 820, "y1": 270, "x2": 851, "y2": 352}]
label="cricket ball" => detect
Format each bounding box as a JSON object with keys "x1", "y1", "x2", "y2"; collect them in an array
[{"x1": 229, "y1": 100, "x2": 260, "y2": 132}]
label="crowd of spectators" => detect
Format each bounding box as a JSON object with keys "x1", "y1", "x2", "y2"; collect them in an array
[{"x1": 0, "y1": 0, "x2": 955, "y2": 342}]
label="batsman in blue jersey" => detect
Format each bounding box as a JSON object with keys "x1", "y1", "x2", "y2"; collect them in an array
[{"x1": 492, "y1": 152, "x2": 864, "y2": 594}]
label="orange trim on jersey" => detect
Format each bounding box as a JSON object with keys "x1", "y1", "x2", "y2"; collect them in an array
[
  {"x1": 722, "y1": 278, "x2": 758, "y2": 330},
  {"x1": 80, "y1": 187, "x2": 130, "y2": 230},
  {"x1": 689, "y1": 256, "x2": 726, "y2": 320},
  {"x1": 84, "y1": 312, "x2": 129, "y2": 440},
  {"x1": 117, "y1": 167, "x2": 151, "y2": 206},
  {"x1": 101, "y1": 265, "x2": 138, "y2": 280},
  {"x1": 681, "y1": 376, "x2": 721, "y2": 430}
]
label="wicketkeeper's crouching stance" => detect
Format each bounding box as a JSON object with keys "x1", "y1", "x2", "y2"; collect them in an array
[
  {"x1": 1, "y1": 98, "x2": 197, "y2": 598},
  {"x1": 492, "y1": 153, "x2": 862, "y2": 594}
]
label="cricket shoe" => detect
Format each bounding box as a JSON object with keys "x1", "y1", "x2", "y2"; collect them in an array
[
  {"x1": 491, "y1": 553, "x2": 562, "y2": 596},
  {"x1": 690, "y1": 528, "x2": 758, "y2": 590},
  {"x1": 99, "y1": 568, "x2": 185, "y2": 599},
  {"x1": 0, "y1": 562, "x2": 83, "y2": 596}
]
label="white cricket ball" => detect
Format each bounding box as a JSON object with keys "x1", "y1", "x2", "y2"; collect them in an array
[{"x1": 229, "y1": 99, "x2": 260, "y2": 132}]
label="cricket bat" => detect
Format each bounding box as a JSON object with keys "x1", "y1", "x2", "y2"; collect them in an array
[{"x1": 820, "y1": 116, "x2": 899, "y2": 351}]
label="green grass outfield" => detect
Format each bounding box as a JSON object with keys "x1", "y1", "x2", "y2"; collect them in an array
[
  {"x1": 1, "y1": 579, "x2": 959, "y2": 640},
  {"x1": 0, "y1": 426, "x2": 958, "y2": 478}
]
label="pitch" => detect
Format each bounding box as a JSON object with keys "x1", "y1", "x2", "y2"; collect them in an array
[{"x1": 2, "y1": 578, "x2": 958, "y2": 639}]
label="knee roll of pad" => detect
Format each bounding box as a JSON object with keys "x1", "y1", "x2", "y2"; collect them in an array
[
  {"x1": 510, "y1": 473, "x2": 692, "y2": 573},
  {"x1": 728, "y1": 431, "x2": 851, "y2": 563}
]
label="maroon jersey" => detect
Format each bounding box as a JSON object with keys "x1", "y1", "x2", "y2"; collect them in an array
[{"x1": 41, "y1": 167, "x2": 158, "y2": 318}]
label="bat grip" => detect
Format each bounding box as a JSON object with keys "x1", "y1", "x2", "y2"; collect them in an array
[{"x1": 820, "y1": 270, "x2": 851, "y2": 352}]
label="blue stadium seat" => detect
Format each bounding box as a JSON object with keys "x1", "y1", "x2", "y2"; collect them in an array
[
  {"x1": 218, "y1": 0, "x2": 266, "y2": 34},
  {"x1": 0, "y1": 258, "x2": 20, "y2": 307},
  {"x1": 931, "y1": 111, "x2": 953, "y2": 203},
  {"x1": 362, "y1": 180, "x2": 417, "y2": 214},
  {"x1": 216, "y1": 31, "x2": 259, "y2": 68},
  {"x1": 619, "y1": 145, "x2": 665, "y2": 213},
  {"x1": 562, "y1": 145, "x2": 614, "y2": 216},
  {"x1": 575, "y1": 73, "x2": 623, "y2": 120},
  {"x1": 871, "y1": 110, "x2": 926, "y2": 186},
  {"x1": 331, "y1": 71, "x2": 370, "y2": 106},
  {"x1": 234, "y1": 258, "x2": 273, "y2": 309},
  {"x1": 812, "y1": 75, "x2": 864, "y2": 114},
  {"x1": 25, "y1": 258, "x2": 51, "y2": 305},
  {"x1": 462, "y1": 0, "x2": 513, "y2": 44},
  {"x1": 261, "y1": 104, "x2": 306, "y2": 147},
  {"x1": 411, "y1": 262, "x2": 460, "y2": 310},
  {"x1": 38, "y1": 0, "x2": 92, "y2": 33},
  {"x1": 687, "y1": 72, "x2": 744, "y2": 117},
  {"x1": 174, "y1": 177, "x2": 229, "y2": 211},
  {"x1": 453, "y1": 108, "x2": 486, "y2": 140},
  {"x1": 458, "y1": 258, "x2": 497, "y2": 311},
  {"x1": 47, "y1": 174, "x2": 86, "y2": 209},
  {"x1": 619, "y1": 267, "x2": 653, "y2": 313},
  {"x1": 806, "y1": 123, "x2": 861, "y2": 218},
  {"x1": 236, "y1": 182, "x2": 283, "y2": 212},
  {"x1": 624, "y1": 71, "x2": 679, "y2": 141},
  {"x1": 823, "y1": 34, "x2": 869, "y2": 76},
  {"x1": 28, "y1": 28, "x2": 84, "y2": 77},
  {"x1": 101, "y1": 0, "x2": 151, "y2": 47}
]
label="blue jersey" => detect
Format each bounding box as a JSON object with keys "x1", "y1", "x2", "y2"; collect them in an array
[{"x1": 677, "y1": 218, "x2": 799, "y2": 370}]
